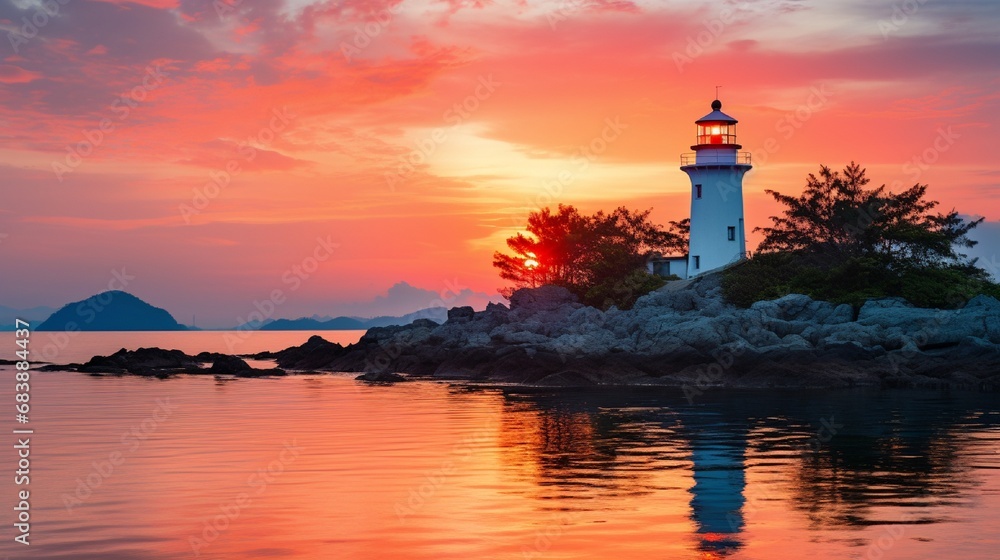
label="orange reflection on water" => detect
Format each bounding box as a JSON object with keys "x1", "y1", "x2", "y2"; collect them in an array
[{"x1": 5, "y1": 373, "x2": 1000, "y2": 560}]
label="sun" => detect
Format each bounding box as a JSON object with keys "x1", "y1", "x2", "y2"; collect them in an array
[{"x1": 523, "y1": 252, "x2": 539, "y2": 269}]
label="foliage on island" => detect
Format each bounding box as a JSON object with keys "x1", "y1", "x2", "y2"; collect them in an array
[
  {"x1": 723, "y1": 162, "x2": 1000, "y2": 308},
  {"x1": 494, "y1": 205, "x2": 688, "y2": 309}
]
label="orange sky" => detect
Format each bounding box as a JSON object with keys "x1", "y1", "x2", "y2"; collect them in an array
[{"x1": 1, "y1": 0, "x2": 998, "y2": 326}]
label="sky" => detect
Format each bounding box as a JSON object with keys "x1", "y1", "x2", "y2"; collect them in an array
[{"x1": 1, "y1": 0, "x2": 998, "y2": 327}]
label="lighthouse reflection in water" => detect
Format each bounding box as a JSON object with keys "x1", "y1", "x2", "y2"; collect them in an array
[{"x1": 688, "y1": 414, "x2": 747, "y2": 556}]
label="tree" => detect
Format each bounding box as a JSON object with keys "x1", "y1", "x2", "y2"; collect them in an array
[
  {"x1": 493, "y1": 205, "x2": 687, "y2": 308},
  {"x1": 492, "y1": 205, "x2": 591, "y2": 291},
  {"x1": 723, "y1": 162, "x2": 997, "y2": 308},
  {"x1": 756, "y1": 162, "x2": 982, "y2": 268}
]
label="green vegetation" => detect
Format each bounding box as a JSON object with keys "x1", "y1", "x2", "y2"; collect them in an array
[
  {"x1": 724, "y1": 162, "x2": 999, "y2": 308},
  {"x1": 494, "y1": 205, "x2": 687, "y2": 309}
]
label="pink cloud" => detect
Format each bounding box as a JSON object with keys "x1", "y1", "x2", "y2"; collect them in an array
[{"x1": 0, "y1": 65, "x2": 41, "y2": 83}]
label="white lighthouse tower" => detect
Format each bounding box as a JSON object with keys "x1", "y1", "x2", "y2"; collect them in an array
[{"x1": 680, "y1": 99, "x2": 752, "y2": 276}]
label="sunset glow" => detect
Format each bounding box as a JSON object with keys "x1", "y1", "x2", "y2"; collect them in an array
[{"x1": 1, "y1": 0, "x2": 998, "y2": 324}]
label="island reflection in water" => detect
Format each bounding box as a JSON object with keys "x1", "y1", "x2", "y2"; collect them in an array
[
  {"x1": 5, "y1": 372, "x2": 998, "y2": 559},
  {"x1": 489, "y1": 386, "x2": 998, "y2": 559}
]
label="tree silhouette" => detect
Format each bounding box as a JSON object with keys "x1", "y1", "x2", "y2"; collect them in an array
[
  {"x1": 757, "y1": 162, "x2": 982, "y2": 268},
  {"x1": 724, "y1": 162, "x2": 997, "y2": 308},
  {"x1": 494, "y1": 205, "x2": 687, "y2": 308}
]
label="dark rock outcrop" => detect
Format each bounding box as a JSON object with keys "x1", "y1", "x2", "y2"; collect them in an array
[
  {"x1": 355, "y1": 371, "x2": 408, "y2": 383},
  {"x1": 252, "y1": 335, "x2": 346, "y2": 370},
  {"x1": 446, "y1": 306, "x2": 476, "y2": 323},
  {"x1": 210, "y1": 355, "x2": 252, "y2": 374},
  {"x1": 265, "y1": 273, "x2": 1000, "y2": 390},
  {"x1": 80, "y1": 347, "x2": 200, "y2": 375},
  {"x1": 47, "y1": 347, "x2": 286, "y2": 377}
]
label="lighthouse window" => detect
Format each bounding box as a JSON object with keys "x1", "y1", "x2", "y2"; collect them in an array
[
  {"x1": 695, "y1": 184, "x2": 702, "y2": 199},
  {"x1": 693, "y1": 256, "x2": 700, "y2": 269},
  {"x1": 727, "y1": 226, "x2": 736, "y2": 241}
]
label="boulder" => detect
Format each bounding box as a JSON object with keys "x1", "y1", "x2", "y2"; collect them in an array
[
  {"x1": 859, "y1": 297, "x2": 913, "y2": 312},
  {"x1": 356, "y1": 371, "x2": 408, "y2": 383},
  {"x1": 824, "y1": 304, "x2": 855, "y2": 324},
  {"x1": 964, "y1": 294, "x2": 1000, "y2": 312},
  {"x1": 210, "y1": 355, "x2": 253, "y2": 374},
  {"x1": 262, "y1": 335, "x2": 345, "y2": 370},
  {"x1": 446, "y1": 306, "x2": 476, "y2": 323},
  {"x1": 750, "y1": 294, "x2": 815, "y2": 321},
  {"x1": 509, "y1": 285, "x2": 579, "y2": 312},
  {"x1": 962, "y1": 295, "x2": 1000, "y2": 343}
]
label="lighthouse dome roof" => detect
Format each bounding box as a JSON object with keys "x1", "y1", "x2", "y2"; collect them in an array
[{"x1": 695, "y1": 99, "x2": 738, "y2": 124}]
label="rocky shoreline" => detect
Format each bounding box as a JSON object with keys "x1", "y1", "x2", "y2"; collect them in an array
[
  {"x1": 39, "y1": 273, "x2": 1000, "y2": 390},
  {"x1": 257, "y1": 273, "x2": 1000, "y2": 391}
]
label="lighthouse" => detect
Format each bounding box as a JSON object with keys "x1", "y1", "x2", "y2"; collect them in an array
[{"x1": 680, "y1": 99, "x2": 752, "y2": 276}]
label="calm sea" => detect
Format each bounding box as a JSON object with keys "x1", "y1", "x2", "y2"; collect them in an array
[{"x1": 1, "y1": 332, "x2": 998, "y2": 559}]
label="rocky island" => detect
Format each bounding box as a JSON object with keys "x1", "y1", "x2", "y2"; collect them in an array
[
  {"x1": 47, "y1": 273, "x2": 1000, "y2": 391},
  {"x1": 40, "y1": 347, "x2": 285, "y2": 378},
  {"x1": 249, "y1": 273, "x2": 1000, "y2": 391}
]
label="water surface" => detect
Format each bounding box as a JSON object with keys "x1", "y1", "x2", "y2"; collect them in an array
[{"x1": 1, "y1": 368, "x2": 997, "y2": 559}]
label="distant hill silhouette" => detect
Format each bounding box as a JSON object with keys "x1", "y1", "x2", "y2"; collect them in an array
[
  {"x1": 259, "y1": 307, "x2": 448, "y2": 330},
  {"x1": 260, "y1": 316, "x2": 366, "y2": 330},
  {"x1": 0, "y1": 304, "x2": 56, "y2": 330},
  {"x1": 37, "y1": 291, "x2": 186, "y2": 331}
]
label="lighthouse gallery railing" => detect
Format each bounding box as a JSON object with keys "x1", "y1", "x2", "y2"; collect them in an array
[{"x1": 680, "y1": 152, "x2": 752, "y2": 166}]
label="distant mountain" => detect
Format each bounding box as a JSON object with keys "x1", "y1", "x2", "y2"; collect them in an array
[
  {"x1": 260, "y1": 316, "x2": 366, "y2": 330},
  {"x1": 363, "y1": 307, "x2": 448, "y2": 327},
  {"x1": 331, "y1": 281, "x2": 504, "y2": 318},
  {"x1": 0, "y1": 304, "x2": 56, "y2": 331},
  {"x1": 36, "y1": 291, "x2": 186, "y2": 331},
  {"x1": 259, "y1": 307, "x2": 448, "y2": 331}
]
